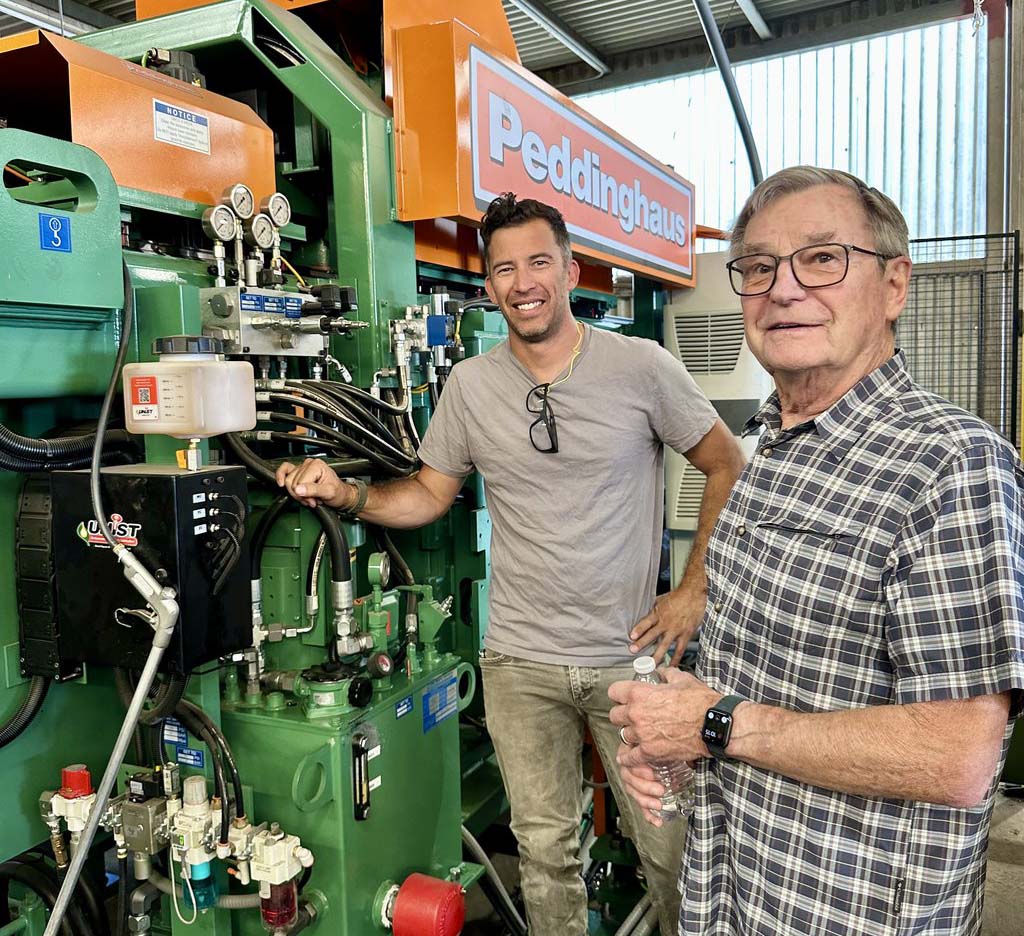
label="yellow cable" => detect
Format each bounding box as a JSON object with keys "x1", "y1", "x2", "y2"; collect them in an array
[
  {"x1": 548, "y1": 321, "x2": 585, "y2": 389},
  {"x1": 280, "y1": 256, "x2": 308, "y2": 289},
  {"x1": 412, "y1": 384, "x2": 429, "y2": 393}
]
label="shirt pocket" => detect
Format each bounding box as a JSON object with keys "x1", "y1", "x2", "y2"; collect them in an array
[{"x1": 748, "y1": 511, "x2": 889, "y2": 642}]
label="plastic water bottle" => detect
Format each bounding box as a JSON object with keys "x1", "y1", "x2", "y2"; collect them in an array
[{"x1": 631, "y1": 656, "x2": 695, "y2": 821}]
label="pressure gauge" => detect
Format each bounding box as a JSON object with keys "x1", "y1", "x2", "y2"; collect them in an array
[
  {"x1": 222, "y1": 183, "x2": 255, "y2": 220},
  {"x1": 244, "y1": 213, "x2": 276, "y2": 250},
  {"x1": 260, "y1": 192, "x2": 292, "y2": 228},
  {"x1": 367, "y1": 552, "x2": 391, "y2": 588},
  {"x1": 201, "y1": 204, "x2": 237, "y2": 242}
]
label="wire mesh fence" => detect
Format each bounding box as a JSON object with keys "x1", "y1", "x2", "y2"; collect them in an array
[{"x1": 898, "y1": 232, "x2": 1020, "y2": 445}]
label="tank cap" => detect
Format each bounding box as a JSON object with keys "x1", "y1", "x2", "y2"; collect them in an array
[
  {"x1": 632, "y1": 656, "x2": 656, "y2": 675},
  {"x1": 391, "y1": 873, "x2": 465, "y2": 936},
  {"x1": 152, "y1": 334, "x2": 224, "y2": 356}
]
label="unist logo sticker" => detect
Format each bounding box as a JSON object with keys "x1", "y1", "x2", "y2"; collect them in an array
[{"x1": 76, "y1": 514, "x2": 142, "y2": 548}]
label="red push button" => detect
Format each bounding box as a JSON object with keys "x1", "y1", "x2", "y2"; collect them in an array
[{"x1": 392, "y1": 873, "x2": 465, "y2": 936}]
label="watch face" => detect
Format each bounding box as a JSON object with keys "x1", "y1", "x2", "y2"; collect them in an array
[{"x1": 702, "y1": 710, "x2": 733, "y2": 747}]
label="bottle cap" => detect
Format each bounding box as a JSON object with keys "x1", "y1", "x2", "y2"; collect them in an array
[{"x1": 632, "y1": 656, "x2": 656, "y2": 675}]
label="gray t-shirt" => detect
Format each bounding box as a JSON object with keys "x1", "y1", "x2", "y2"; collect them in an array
[{"x1": 418, "y1": 324, "x2": 717, "y2": 666}]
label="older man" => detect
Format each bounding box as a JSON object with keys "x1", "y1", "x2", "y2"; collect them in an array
[{"x1": 611, "y1": 166, "x2": 1024, "y2": 936}]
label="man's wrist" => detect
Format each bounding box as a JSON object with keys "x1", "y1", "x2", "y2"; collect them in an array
[{"x1": 335, "y1": 478, "x2": 368, "y2": 516}]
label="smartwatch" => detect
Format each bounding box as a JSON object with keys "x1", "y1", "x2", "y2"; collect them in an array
[{"x1": 701, "y1": 694, "x2": 745, "y2": 760}]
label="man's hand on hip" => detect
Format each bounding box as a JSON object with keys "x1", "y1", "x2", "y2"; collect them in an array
[
  {"x1": 275, "y1": 458, "x2": 352, "y2": 510},
  {"x1": 629, "y1": 586, "x2": 706, "y2": 666}
]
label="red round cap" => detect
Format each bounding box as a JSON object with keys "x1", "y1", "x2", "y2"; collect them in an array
[
  {"x1": 392, "y1": 873, "x2": 465, "y2": 936},
  {"x1": 60, "y1": 764, "x2": 93, "y2": 799}
]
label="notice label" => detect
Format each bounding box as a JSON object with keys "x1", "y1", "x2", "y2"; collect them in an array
[
  {"x1": 162, "y1": 717, "x2": 188, "y2": 747},
  {"x1": 129, "y1": 376, "x2": 159, "y2": 421},
  {"x1": 176, "y1": 747, "x2": 205, "y2": 768},
  {"x1": 422, "y1": 670, "x2": 458, "y2": 733},
  {"x1": 395, "y1": 696, "x2": 413, "y2": 719},
  {"x1": 369, "y1": 776, "x2": 382, "y2": 792},
  {"x1": 153, "y1": 99, "x2": 211, "y2": 155}
]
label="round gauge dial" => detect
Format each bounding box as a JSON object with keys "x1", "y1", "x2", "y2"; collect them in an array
[
  {"x1": 222, "y1": 183, "x2": 255, "y2": 220},
  {"x1": 261, "y1": 192, "x2": 292, "y2": 228},
  {"x1": 367, "y1": 552, "x2": 391, "y2": 588},
  {"x1": 245, "y1": 213, "x2": 276, "y2": 250},
  {"x1": 201, "y1": 204, "x2": 237, "y2": 242}
]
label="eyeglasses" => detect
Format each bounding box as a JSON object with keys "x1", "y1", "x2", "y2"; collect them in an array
[
  {"x1": 526, "y1": 383, "x2": 558, "y2": 454},
  {"x1": 726, "y1": 243, "x2": 897, "y2": 296}
]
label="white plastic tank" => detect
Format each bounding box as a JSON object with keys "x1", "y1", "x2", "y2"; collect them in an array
[{"x1": 122, "y1": 335, "x2": 256, "y2": 439}]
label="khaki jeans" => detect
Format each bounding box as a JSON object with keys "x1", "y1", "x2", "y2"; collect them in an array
[{"x1": 481, "y1": 650, "x2": 685, "y2": 936}]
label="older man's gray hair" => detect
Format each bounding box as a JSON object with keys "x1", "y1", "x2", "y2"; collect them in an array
[{"x1": 729, "y1": 166, "x2": 910, "y2": 267}]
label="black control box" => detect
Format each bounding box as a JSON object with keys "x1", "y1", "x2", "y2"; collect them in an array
[{"x1": 35, "y1": 465, "x2": 251, "y2": 676}]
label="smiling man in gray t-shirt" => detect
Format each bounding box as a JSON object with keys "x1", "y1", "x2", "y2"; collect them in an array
[{"x1": 277, "y1": 194, "x2": 745, "y2": 936}]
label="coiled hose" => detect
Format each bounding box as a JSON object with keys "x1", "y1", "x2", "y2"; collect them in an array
[{"x1": 0, "y1": 676, "x2": 50, "y2": 748}]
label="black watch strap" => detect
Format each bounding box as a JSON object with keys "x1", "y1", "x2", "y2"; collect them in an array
[{"x1": 703, "y1": 694, "x2": 745, "y2": 759}]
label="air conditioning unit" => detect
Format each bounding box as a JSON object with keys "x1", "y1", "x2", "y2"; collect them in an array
[{"x1": 663, "y1": 249, "x2": 772, "y2": 585}]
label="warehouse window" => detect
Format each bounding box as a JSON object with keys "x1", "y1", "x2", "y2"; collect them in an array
[{"x1": 578, "y1": 17, "x2": 987, "y2": 243}]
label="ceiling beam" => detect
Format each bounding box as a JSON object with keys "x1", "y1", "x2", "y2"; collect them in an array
[
  {"x1": 736, "y1": 0, "x2": 774, "y2": 40},
  {"x1": 0, "y1": 0, "x2": 119, "y2": 34},
  {"x1": 537, "y1": 0, "x2": 965, "y2": 94},
  {"x1": 507, "y1": 0, "x2": 611, "y2": 77}
]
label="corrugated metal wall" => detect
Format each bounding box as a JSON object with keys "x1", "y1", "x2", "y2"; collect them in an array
[{"x1": 578, "y1": 16, "x2": 987, "y2": 241}]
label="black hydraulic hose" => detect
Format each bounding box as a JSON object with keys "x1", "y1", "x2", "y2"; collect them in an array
[
  {"x1": 245, "y1": 431, "x2": 405, "y2": 476},
  {"x1": 298, "y1": 381, "x2": 404, "y2": 445},
  {"x1": 0, "y1": 675, "x2": 50, "y2": 748},
  {"x1": 307, "y1": 530, "x2": 326, "y2": 597},
  {"x1": 56, "y1": 860, "x2": 106, "y2": 936},
  {"x1": 177, "y1": 699, "x2": 246, "y2": 823},
  {"x1": 311, "y1": 504, "x2": 350, "y2": 583},
  {"x1": 268, "y1": 392, "x2": 414, "y2": 465},
  {"x1": 113, "y1": 670, "x2": 188, "y2": 727},
  {"x1": 477, "y1": 873, "x2": 528, "y2": 936},
  {"x1": 173, "y1": 706, "x2": 229, "y2": 845},
  {"x1": 225, "y1": 432, "x2": 376, "y2": 486},
  {"x1": 257, "y1": 411, "x2": 409, "y2": 475},
  {"x1": 322, "y1": 380, "x2": 409, "y2": 415},
  {"x1": 116, "y1": 854, "x2": 129, "y2": 936},
  {"x1": 691, "y1": 0, "x2": 763, "y2": 186},
  {"x1": 429, "y1": 382, "x2": 440, "y2": 408},
  {"x1": 224, "y1": 432, "x2": 280, "y2": 487},
  {"x1": 297, "y1": 865, "x2": 313, "y2": 893},
  {"x1": 250, "y1": 494, "x2": 292, "y2": 579},
  {"x1": 0, "y1": 861, "x2": 93, "y2": 936},
  {"x1": 373, "y1": 527, "x2": 414, "y2": 587}
]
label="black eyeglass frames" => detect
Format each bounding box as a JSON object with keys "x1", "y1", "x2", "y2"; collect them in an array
[
  {"x1": 526, "y1": 383, "x2": 558, "y2": 454},
  {"x1": 726, "y1": 243, "x2": 898, "y2": 297}
]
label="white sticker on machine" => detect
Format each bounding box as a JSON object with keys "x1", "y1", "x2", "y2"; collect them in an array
[
  {"x1": 369, "y1": 776, "x2": 382, "y2": 792},
  {"x1": 153, "y1": 99, "x2": 211, "y2": 155}
]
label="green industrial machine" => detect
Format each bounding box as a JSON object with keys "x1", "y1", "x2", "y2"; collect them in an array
[{"x1": 0, "y1": 1, "x2": 514, "y2": 933}]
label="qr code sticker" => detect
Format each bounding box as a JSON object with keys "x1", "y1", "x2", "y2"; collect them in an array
[{"x1": 137, "y1": 387, "x2": 151, "y2": 403}]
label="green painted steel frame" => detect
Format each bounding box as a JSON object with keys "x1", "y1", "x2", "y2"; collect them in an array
[{"x1": 79, "y1": 0, "x2": 418, "y2": 385}]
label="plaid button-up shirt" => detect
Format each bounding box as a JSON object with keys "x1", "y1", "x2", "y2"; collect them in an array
[{"x1": 684, "y1": 352, "x2": 1024, "y2": 936}]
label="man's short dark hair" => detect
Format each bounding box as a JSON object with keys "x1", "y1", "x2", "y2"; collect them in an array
[{"x1": 480, "y1": 193, "x2": 572, "y2": 274}]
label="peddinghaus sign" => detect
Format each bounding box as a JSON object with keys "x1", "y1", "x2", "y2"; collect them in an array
[
  {"x1": 392, "y1": 22, "x2": 697, "y2": 287},
  {"x1": 471, "y1": 47, "x2": 693, "y2": 283}
]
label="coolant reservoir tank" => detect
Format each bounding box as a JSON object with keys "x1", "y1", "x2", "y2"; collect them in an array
[{"x1": 123, "y1": 335, "x2": 256, "y2": 439}]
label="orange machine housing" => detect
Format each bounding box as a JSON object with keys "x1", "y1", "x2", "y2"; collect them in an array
[
  {"x1": 391, "y1": 21, "x2": 696, "y2": 288},
  {"x1": 0, "y1": 30, "x2": 276, "y2": 207}
]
